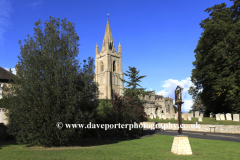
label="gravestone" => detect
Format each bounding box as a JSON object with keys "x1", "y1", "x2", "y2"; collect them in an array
[
  {"x1": 184, "y1": 114, "x2": 188, "y2": 120},
  {"x1": 167, "y1": 114, "x2": 170, "y2": 119},
  {"x1": 226, "y1": 113, "x2": 232, "y2": 121},
  {"x1": 195, "y1": 111, "x2": 199, "y2": 118},
  {"x1": 188, "y1": 115, "x2": 192, "y2": 121},
  {"x1": 162, "y1": 114, "x2": 166, "y2": 120},
  {"x1": 153, "y1": 115, "x2": 156, "y2": 119},
  {"x1": 159, "y1": 114, "x2": 162, "y2": 119},
  {"x1": 210, "y1": 112, "x2": 213, "y2": 118},
  {"x1": 216, "y1": 114, "x2": 220, "y2": 120},
  {"x1": 220, "y1": 114, "x2": 225, "y2": 120},
  {"x1": 174, "y1": 114, "x2": 178, "y2": 120},
  {"x1": 150, "y1": 115, "x2": 153, "y2": 119},
  {"x1": 198, "y1": 117, "x2": 202, "y2": 122},
  {"x1": 190, "y1": 112, "x2": 193, "y2": 118},
  {"x1": 233, "y1": 114, "x2": 239, "y2": 122},
  {"x1": 168, "y1": 114, "x2": 172, "y2": 119},
  {"x1": 200, "y1": 113, "x2": 203, "y2": 118},
  {"x1": 181, "y1": 113, "x2": 184, "y2": 117}
]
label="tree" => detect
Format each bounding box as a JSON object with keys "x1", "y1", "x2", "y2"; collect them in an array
[
  {"x1": 2, "y1": 17, "x2": 98, "y2": 146},
  {"x1": 190, "y1": 92, "x2": 206, "y2": 113},
  {"x1": 189, "y1": 0, "x2": 240, "y2": 113},
  {"x1": 173, "y1": 105, "x2": 178, "y2": 113},
  {"x1": 110, "y1": 93, "x2": 148, "y2": 125},
  {"x1": 113, "y1": 66, "x2": 151, "y2": 124},
  {"x1": 120, "y1": 66, "x2": 152, "y2": 101}
]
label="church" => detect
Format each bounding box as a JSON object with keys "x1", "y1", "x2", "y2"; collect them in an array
[{"x1": 94, "y1": 19, "x2": 175, "y2": 117}]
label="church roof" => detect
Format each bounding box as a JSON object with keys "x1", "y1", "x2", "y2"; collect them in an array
[{"x1": 0, "y1": 67, "x2": 15, "y2": 82}]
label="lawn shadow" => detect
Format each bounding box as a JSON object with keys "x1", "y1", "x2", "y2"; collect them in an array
[
  {"x1": 0, "y1": 129, "x2": 158, "y2": 149},
  {"x1": 0, "y1": 140, "x2": 18, "y2": 149}
]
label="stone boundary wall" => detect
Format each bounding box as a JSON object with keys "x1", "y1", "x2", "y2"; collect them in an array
[{"x1": 140, "y1": 122, "x2": 240, "y2": 134}]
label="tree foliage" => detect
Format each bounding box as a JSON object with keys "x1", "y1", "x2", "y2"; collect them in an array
[
  {"x1": 190, "y1": 92, "x2": 206, "y2": 113},
  {"x1": 189, "y1": 0, "x2": 240, "y2": 113},
  {"x1": 2, "y1": 17, "x2": 98, "y2": 146},
  {"x1": 120, "y1": 66, "x2": 152, "y2": 101},
  {"x1": 95, "y1": 99, "x2": 113, "y2": 124},
  {"x1": 110, "y1": 93, "x2": 148, "y2": 125},
  {"x1": 114, "y1": 66, "x2": 150, "y2": 123},
  {"x1": 173, "y1": 105, "x2": 178, "y2": 113}
]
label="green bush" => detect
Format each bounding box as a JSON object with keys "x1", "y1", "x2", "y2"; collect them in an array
[{"x1": 95, "y1": 99, "x2": 113, "y2": 124}]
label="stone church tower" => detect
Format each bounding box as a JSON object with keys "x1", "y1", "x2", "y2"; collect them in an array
[{"x1": 95, "y1": 19, "x2": 124, "y2": 99}]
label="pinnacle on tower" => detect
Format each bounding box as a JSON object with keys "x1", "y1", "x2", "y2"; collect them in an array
[
  {"x1": 96, "y1": 42, "x2": 99, "y2": 55},
  {"x1": 102, "y1": 19, "x2": 115, "y2": 51},
  {"x1": 118, "y1": 41, "x2": 121, "y2": 54}
]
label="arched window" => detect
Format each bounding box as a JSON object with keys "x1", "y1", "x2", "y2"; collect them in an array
[
  {"x1": 109, "y1": 42, "x2": 112, "y2": 50},
  {"x1": 113, "y1": 61, "x2": 116, "y2": 72},
  {"x1": 101, "y1": 62, "x2": 104, "y2": 72}
]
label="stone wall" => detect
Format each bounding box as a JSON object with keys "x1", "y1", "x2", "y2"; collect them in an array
[{"x1": 140, "y1": 122, "x2": 240, "y2": 134}]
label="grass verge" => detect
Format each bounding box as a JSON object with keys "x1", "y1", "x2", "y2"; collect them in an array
[
  {"x1": 147, "y1": 117, "x2": 240, "y2": 125},
  {"x1": 0, "y1": 135, "x2": 239, "y2": 160}
]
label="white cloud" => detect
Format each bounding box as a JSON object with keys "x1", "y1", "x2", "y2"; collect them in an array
[
  {"x1": 157, "y1": 77, "x2": 194, "y2": 113},
  {"x1": 157, "y1": 77, "x2": 193, "y2": 99},
  {"x1": 30, "y1": 0, "x2": 43, "y2": 7},
  {"x1": 173, "y1": 99, "x2": 194, "y2": 113},
  {"x1": 0, "y1": 0, "x2": 13, "y2": 48},
  {"x1": 181, "y1": 100, "x2": 194, "y2": 113}
]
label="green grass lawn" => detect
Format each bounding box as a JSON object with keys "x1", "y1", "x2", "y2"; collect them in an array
[
  {"x1": 0, "y1": 135, "x2": 239, "y2": 160},
  {"x1": 147, "y1": 117, "x2": 240, "y2": 125}
]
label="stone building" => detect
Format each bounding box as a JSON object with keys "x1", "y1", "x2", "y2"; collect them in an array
[
  {"x1": 95, "y1": 19, "x2": 124, "y2": 99},
  {"x1": 0, "y1": 67, "x2": 16, "y2": 125},
  {"x1": 139, "y1": 91, "x2": 175, "y2": 117}
]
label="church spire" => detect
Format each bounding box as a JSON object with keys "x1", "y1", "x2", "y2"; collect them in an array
[{"x1": 102, "y1": 19, "x2": 115, "y2": 51}]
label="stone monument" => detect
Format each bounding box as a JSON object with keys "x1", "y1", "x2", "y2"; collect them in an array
[
  {"x1": 184, "y1": 114, "x2": 188, "y2": 120},
  {"x1": 195, "y1": 111, "x2": 199, "y2": 118},
  {"x1": 198, "y1": 117, "x2": 202, "y2": 122},
  {"x1": 171, "y1": 86, "x2": 192, "y2": 155},
  {"x1": 220, "y1": 114, "x2": 225, "y2": 120},
  {"x1": 233, "y1": 114, "x2": 239, "y2": 122},
  {"x1": 171, "y1": 136, "x2": 193, "y2": 155},
  {"x1": 190, "y1": 112, "x2": 193, "y2": 118},
  {"x1": 226, "y1": 113, "x2": 232, "y2": 121},
  {"x1": 174, "y1": 114, "x2": 178, "y2": 120},
  {"x1": 210, "y1": 112, "x2": 213, "y2": 118},
  {"x1": 162, "y1": 114, "x2": 166, "y2": 120}
]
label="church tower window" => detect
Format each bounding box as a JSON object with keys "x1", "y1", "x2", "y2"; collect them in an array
[{"x1": 113, "y1": 61, "x2": 116, "y2": 72}]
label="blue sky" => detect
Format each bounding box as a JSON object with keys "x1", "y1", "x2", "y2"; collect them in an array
[{"x1": 0, "y1": 0, "x2": 234, "y2": 112}]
